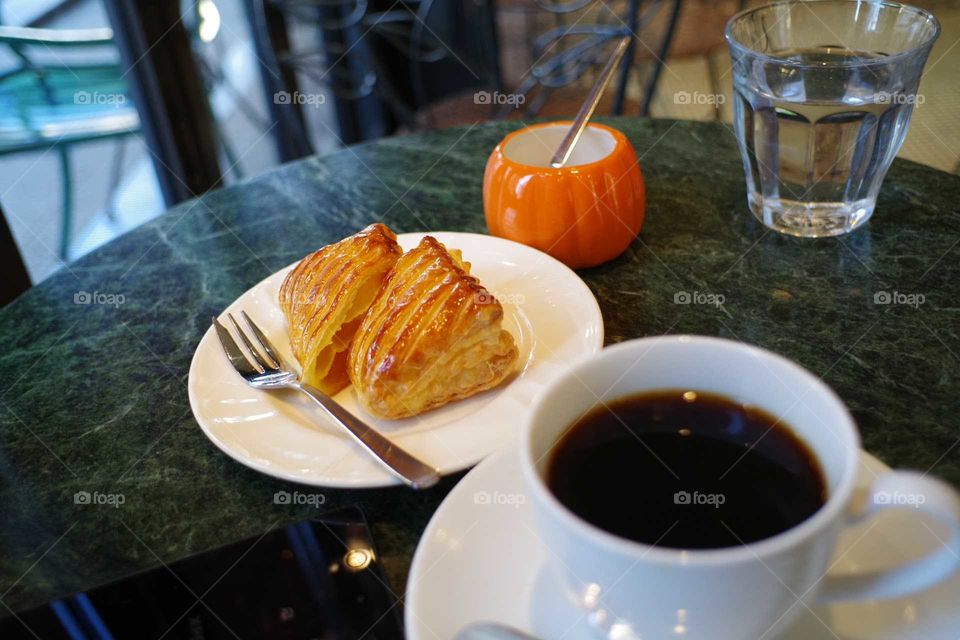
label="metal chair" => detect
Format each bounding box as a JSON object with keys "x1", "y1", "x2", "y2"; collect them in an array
[
  {"x1": 0, "y1": 25, "x2": 140, "y2": 258},
  {"x1": 498, "y1": 0, "x2": 683, "y2": 119},
  {"x1": 245, "y1": 0, "x2": 502, "y2": 152},
  {"x1": 245, "y1": 0, "x2": 689, "y2": 146}
]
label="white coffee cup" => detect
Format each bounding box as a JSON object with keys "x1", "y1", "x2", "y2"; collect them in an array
[{"x1": 521, "y1": 335, "x2": 960, "y2": 640}]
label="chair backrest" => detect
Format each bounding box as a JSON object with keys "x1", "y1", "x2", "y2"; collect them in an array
[
  {"x1": 0, "y1": 25, "x2": 115, "y2": 47},
  {"x1": 367, "y1": 0, "x2": 501, "y2": 111},
  {"x1": 505, "y1": 0, "x2": 684, "y2": 118},
  {"x1": 247, "y1": 0, "x2": 502, "y2": 146},
  {"x1": 0, "y1": 26, "x2": 122, "y2": 300},
  {"x1": 0, "y1": 25, "x2": 123, "y2": 120}
]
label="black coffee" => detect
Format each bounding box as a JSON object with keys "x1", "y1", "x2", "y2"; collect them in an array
[{"x1": 547, "y1": 390, "x2": 826, "y2": 549}]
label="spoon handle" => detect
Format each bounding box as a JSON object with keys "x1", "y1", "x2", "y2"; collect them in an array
[
  {"x1": 550, "y1": 35, "x2": 632, "y2": 169},
  {"x1": 455, "y1": 622, "x2": 542, "y2": 639}
]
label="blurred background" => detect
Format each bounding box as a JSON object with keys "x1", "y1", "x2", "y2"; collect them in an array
[{"x1": 1, "y1": 0, "x2": 957, "y2": 285}]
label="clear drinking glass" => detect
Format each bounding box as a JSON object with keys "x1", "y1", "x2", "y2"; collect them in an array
[{"x1": 726, "y1": 0, "x2": 939, "y2": 237}]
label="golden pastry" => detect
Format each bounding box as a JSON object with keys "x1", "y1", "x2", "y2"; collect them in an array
[
  {"x1": 348, "y1": 236, "x2": 518, "y2": 419},
  {"x1": 279, "y1": 223, "x2": 402, "y2": 394}
]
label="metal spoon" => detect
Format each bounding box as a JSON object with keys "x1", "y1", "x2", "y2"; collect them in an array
[
  {"x1": 455, "y1": 622, "x2": 542, "y2": 640},
  {"x1": 550, "y1": 35, "x2": 632, "y2": 168}
]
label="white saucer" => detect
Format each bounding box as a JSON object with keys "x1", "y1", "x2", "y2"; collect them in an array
[
  {"x1": 406, "y1": 448, "x2": 960, "y2": 639},
  {"x1": 188, "y1": 232, "x2": 603, "y2": 488}
]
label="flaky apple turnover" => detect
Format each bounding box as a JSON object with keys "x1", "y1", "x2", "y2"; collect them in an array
[
  {"x1": 279, "y1": 223, "x2": 402, "y2": 394},
  {"x1": 348, "y1": 236, "x2": 518, "y2": 419}
]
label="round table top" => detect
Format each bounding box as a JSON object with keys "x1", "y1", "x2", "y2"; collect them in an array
[{"x1": 1, "y1": 117, "x2": 958, "y2": 611}]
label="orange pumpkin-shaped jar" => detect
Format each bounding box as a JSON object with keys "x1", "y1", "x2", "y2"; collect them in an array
[{"x1": 483, "y1": 121, "x2": 645, "y2": 269}]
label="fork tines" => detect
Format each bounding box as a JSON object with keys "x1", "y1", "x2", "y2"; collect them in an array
[{"x1": 213, "y1": 313, "x2": 287, "y2": 376}]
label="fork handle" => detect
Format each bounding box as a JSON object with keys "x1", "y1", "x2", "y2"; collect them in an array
[{"x1": 296, "y1": 384, "x2": 441, "y2": 489}]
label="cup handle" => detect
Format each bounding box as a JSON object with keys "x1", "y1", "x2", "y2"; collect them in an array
[{"x1": 816, "y1": 471, "x2": 960, "y2": 604}]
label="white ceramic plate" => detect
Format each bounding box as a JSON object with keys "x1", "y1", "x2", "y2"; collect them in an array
[
  {"x1": 406, "y1": 448, "x2": 960, "y2": 639},
  {"x1": 188, "y1": 232, "x2": 603, "y2": 488}
]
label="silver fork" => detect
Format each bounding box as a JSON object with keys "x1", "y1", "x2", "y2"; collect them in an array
[{"x1": 212, "y1": 311, "x2": 440, "y2": 489}]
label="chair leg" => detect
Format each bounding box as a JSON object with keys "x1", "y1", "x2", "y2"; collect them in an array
[
  {"x1": 105, "y1": 138, "x2": 127, "y2": 222},
  {"x1": 641, "y1": 0, "x2": 683, "y2": 117},
  {"x1": 218, "y1": 127, "x2": 245, "y2": 181},
  {"x1": 613, "y1": 0, "x2": 641, "y2": 116},
  {"x1": 58, "y1": 147, "x2": 73, "y2": 260}
]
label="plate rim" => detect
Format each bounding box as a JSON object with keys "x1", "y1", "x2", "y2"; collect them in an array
[{"x1": 187, "y1": 231, "x2": 604, "y2": 488}]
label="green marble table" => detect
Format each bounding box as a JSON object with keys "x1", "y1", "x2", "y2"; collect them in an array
[{"x1": 1, "y1": 118, "x2": 959, "y2": 618}]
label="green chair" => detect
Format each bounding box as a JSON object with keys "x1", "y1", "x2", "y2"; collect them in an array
[{"x1": 0, "y1": 25, "x2": 140, "y2": 258}]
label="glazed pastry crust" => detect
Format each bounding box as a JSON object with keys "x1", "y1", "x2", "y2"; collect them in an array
[
  {"x1": 279, "y1": 223, "x2": 402, "y2": 394},
  {"x1": 348, "y1": 236, "x2": 518, "y2": 419}
]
